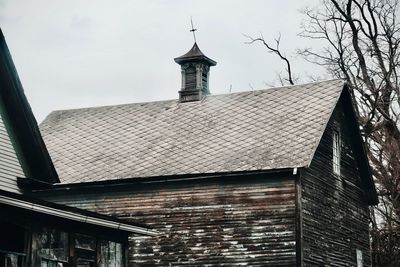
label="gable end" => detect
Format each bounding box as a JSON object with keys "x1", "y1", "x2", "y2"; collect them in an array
[{"x1": 0, "y1": 29, "x2": 59, "y2": 184}]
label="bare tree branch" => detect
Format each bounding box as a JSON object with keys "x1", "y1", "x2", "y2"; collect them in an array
[{"x1": 244, "y1": 33, "x2": 295, "y2": 85}]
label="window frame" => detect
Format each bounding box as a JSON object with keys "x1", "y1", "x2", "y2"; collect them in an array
[
  {"x1": 332, "y1": 128, "x2": 341, "y2": 177},
  {"x1": 31, "y1": 226, "x2": 126, "y2": 267},
  {"x1": 34, "y1": 226, "x2": 69, "y2": 267}
]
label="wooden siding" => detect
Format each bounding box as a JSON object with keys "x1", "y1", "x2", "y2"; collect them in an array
[
  {"x1": 301, "y1": 100, "x2": 371, "y2": 266},
  {"x1": 0, "y1": 100, "x2": 24, "y2": 193},
  {"x1": 41, "y1": 176, "x2": 297, "y2": 266}
]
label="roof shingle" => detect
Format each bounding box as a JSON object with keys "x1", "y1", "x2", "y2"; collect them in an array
[{"x1": 40, "y1": 79, "x2": 345, "y2": 184}]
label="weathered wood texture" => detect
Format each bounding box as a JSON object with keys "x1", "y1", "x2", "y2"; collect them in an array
[
  {"x1": 42, "y1": 176, "x2": 297, "y2": 266},
  {"x1": 301, "y1": 101, "x2": 371, "y2": 266},
  {"x1": 0, "y1": 99, "x2": 24, "y2": 193}
]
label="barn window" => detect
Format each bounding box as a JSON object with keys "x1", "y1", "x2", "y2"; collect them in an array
[{"x1": 333, "y1": 129, "x2": 341, "y2": 176}]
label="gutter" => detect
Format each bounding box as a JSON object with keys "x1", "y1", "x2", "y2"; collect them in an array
[{"x1": 0, "y1": 194, "x2": 158, "y2": 236}]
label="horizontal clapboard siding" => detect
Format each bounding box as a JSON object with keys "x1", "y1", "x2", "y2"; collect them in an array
[
  {"x1": 301, "y1": 101, "x2": 371, "y2": 266},
  {"x1": 42, "y1": 176, "x2": 297, "y2": 266},
  {"x1": 0, "y1": 105, "x2": 24, "y2": 193}
]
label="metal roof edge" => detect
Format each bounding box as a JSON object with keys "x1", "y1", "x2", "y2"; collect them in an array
[{"x1": 0, "y1": 192, "x2": 158, "y2": 236}]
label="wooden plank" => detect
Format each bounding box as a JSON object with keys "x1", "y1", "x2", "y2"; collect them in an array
[{"x1": 42, "y1": 176, "x2": 297, "y2": 266}]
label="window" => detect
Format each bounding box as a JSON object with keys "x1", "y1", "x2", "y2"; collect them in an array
[
  {"x1": 35, "y1": 227, "x2": 68, "y2": 267},
  {"x1": 356, "y1": 249, "x2": 363, "y2": 267},
  {"x1": 99, "y1": 241, "x2": 123, "y2": 267},
  {"x1": 333, "y1": 129, "x2": 341, "y2": 176},
  {"x1": 32, "y1": 228, "x2": 125, "y2": 267},
  {"x1": 75, "y1": 234, "x2": 96, "y2": 267}
]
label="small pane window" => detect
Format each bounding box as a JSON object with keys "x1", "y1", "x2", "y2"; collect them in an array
[
  {"x1": 36, "y1": 227, "x2": 68, "y2": 267},
  {"x1": 333, "y1": 129, "x2": 341, "y2": 176}
]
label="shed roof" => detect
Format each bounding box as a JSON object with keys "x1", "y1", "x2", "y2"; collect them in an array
[{"x1": 41, "y1": 79, "x2": 345, "y2": 184}]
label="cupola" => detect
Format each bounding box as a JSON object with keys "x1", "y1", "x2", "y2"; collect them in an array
[{"x1": 174, "y1": 43, "x2": 217, "y2": 102}]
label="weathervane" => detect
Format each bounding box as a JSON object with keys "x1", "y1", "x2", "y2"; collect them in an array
[{"x1": 190, "y1": 17, "x2": 197, "y2": 43}]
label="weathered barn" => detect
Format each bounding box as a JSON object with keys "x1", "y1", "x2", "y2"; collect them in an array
[
  {"x1": 34, "y1": 43, "x2": 378, "y2": 266},
  {"x1": 0, "y1": 29, "x2": 156, "y2": 267}
]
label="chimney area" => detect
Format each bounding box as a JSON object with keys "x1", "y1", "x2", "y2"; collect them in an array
[{"x1": 174, "y1": 43, "x2": 217, "y2": 103}]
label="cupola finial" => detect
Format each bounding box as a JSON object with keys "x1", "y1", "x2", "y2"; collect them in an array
[{"x1": 190, "y1": 17, "x2": 197, "y2": 43}]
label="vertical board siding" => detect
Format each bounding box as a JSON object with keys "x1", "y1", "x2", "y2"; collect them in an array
[
  {"x1": 0, "y1": 103, "x2": 24, "y2": 193},
  {"x1": 301, "y1": 101, "x2": 371, "y2": 266},
  {"x1": 43, "y1": 177, "x2": 297, "y2": 266}
]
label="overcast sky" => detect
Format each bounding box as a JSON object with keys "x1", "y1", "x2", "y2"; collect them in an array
[{"x1": 0, "y1": 0, "x2": 327, "y2": 122}]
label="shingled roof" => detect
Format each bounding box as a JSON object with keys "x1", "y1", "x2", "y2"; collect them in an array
[{"x1": 40, "y1": 79, "x2": 345, "y2": 184}]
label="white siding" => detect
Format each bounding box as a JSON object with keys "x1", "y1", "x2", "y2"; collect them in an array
[{"x1": 0, "y1": 104, "x2": 24, "y2": 193}]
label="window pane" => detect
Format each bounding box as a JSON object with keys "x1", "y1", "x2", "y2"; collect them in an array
[
  {"x1": 40, "y1": 259, "x2": 67, "y2": 267},
  {"x1": 4, "y1": 253, "x2": 19, "y2": 267},
  {"x1": 333, "y1": 130, "x2": 341, "y2": 176},
  {"x1": 77, "y1": 260, "x2": 95, "y2": 267},
  {"x1": 75, "y1": 234, "x2": 96, "y2": 251},
  {"x1": 37, "y1": 228, "x2": 68, "y2": 262},
  {"x1": 116, "y1": 243, "x2": 122, "y2": 267},
  {"x1": 99, "y1": 241, "x2": 124, "y2": 267}
]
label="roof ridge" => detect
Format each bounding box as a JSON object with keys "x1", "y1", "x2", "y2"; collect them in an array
[
  {"x1": 211, "y1": 78, "x2": 344, "y2": 97},
  {"x1": 44, "y1": 79, "x2": 345, "y2": 115}
]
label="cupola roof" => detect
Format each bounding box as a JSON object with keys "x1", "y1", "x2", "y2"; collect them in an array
[{"x1": 174, "y1": 43, "x2": 216, "y2": 66}]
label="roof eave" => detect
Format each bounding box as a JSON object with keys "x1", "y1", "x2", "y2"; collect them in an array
[
  {"x1": 174, "y1": 55, "x2": 217, "y2": 66},
  {"x1": 32, "y1": 167, "x2": 301, "y2": 192}
]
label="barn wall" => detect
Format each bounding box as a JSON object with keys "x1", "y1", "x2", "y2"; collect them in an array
[
  {"x1": 301, "y1": 100, "x2": 371, "y2": 266},
  {"x1": 0, "y1": 98, "x2": 24, "y2": 193},
  {"x1": 40, "y1": 175, "x2": 297, "y2": 266}
]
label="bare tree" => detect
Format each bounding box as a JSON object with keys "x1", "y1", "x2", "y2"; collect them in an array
[
  {"x1": 248, "y1": 0, "x2": 400, "y2": 265},
  {"x1": 298, "y1": 1, "x2": 400, "y2": 266}
]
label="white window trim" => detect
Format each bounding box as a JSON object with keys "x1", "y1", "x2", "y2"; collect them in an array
[{"x1": 333, "y1": 129, "x2": 341, "y2": 176}]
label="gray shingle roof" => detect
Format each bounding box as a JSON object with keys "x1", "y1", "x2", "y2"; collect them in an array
[{"x1": 40, "y1": 79, "x2": 345, "y2": 184}]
